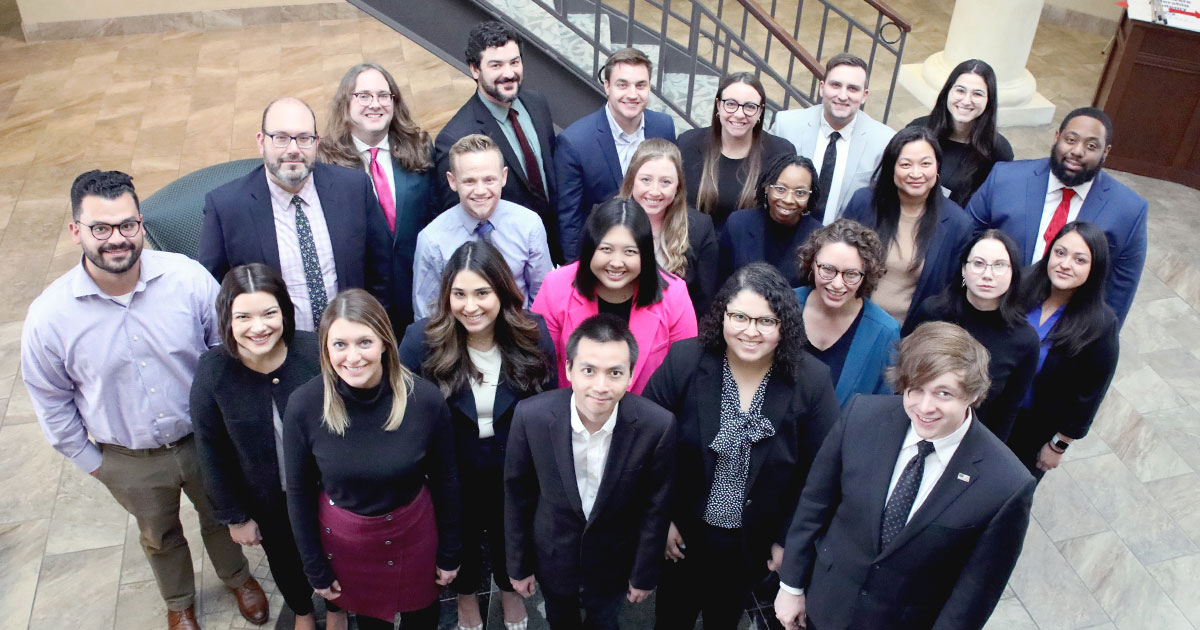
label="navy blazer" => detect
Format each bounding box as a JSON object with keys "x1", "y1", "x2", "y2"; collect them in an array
[
  {"x1": 553, "y1": 108, "x2": 677, "y2": 260},
  {"x1": 842, "y1": 188, "x2": 973, "y2": 330},
  {"x1": 780, "y1": 395, "x2": 1036, "y2": 630},
  {"x1": 199, "y1": 162, "x2": 392, "y2": 307},
  {"x1": 965, "y1": 158, "x2": 1147, "y2": 326},
  {"x1": 719, "y1": 206, "x2": 822, "y2": 287},
  {"x1": 384, "y1": 157, "x2": 436, "y2": 329}
]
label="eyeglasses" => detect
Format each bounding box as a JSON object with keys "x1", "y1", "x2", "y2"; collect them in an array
[
  {"x1": 726, "y1": 311, "x2": 780, "y2": 332},
  {"x1": 76, "y1": 218, "x2": 142, "y2": 240},
  {"x1": 719, "y1": 98, "x2": 762, "y2": 116},
  {"x1": 966, "y1": 258, "x2": 1012, "y2": 274},
  {"x1": 814, "y1": 263, "x2": 864, "y2": 286},
  {"x1": 767, "y1": 185, "x2": 812, "y2": 200},
  {"x1": 352, "y1": 91, "x2": 394, "y2": 106},
  {"x1": 263, "y1": 132, "x2": 318, "y2": 149}
]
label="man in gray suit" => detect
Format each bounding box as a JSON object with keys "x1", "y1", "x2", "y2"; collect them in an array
[{"x1": 770, "y1": 53, "x2": 894, "y2": 224}]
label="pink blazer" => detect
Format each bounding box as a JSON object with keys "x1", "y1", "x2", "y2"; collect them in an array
[{"x1": 531, "y1": 262, "x2": 698, "y2": 394}]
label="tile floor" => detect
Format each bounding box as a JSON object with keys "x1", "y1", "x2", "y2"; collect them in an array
[{"x1": 1, "y1": 1, "x2": 1199, "y2": 629}]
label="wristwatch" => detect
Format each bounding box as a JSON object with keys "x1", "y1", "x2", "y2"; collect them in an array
[{"x1": 1050, "y1": 436, "x2": 1071, "y2": 452}]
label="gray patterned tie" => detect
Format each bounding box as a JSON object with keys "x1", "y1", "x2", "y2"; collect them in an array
[
  {"x1": 292, "y1": 195, "x2": 328, "y2": 329},
  {"x1": 880, "y1": 439, "x2": 935, "y2": 549}
]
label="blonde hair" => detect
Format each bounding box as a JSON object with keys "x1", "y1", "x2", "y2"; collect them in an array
[
  {"x1": 888, "y1": 321, "x2": 991, "y2": 406},
  {"x1": 619, "y1": 138, "x2": 690, "y2": 277}
]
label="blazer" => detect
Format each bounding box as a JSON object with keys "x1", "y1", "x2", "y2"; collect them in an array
[
  {"x1": 553, "y1": 107, "x2": 677, "y2": 260},
  {"x1": 384, "y1": 157, "x2": 437, "y2": 329},
  {"x1": 530, "y1": 262, "x2": 698, "y2": 395},
  {"x1": 965, "y1": 158, "x2": 1148, "y2": 325},
  {"x1": 642, "y1": 339, "x2": 840, "y2": 561},
  {"x1": 780, "y1": 395, "x2": 1036, "y2": 630},
  {"x1": 504, "y1": 388, "x2": 676, "y2": 598},
  {"x1": 680, "y1": 208, "x2": 719, "y2": 314},
  {"x1": 842, "y1": 187, "x2": 973, "y2": 329},
  {"x1": 719, "y1": 206, "x2": 822, "y2": 287},
  {"x1": 189, "y1": 331, "x2": 321, "y2": 525},
  {"x1": 793, "y1": 286, "x2": 898, "y2": 406},
  {"x1": 769, "y1": 105, "x2": 896, "y2": 219},
  {"x1": 199, "y1": 163, "x2": 393, "y2": 307},
  {"x1": 432, "y1": 90, "x2": 562, "y2": 262}
]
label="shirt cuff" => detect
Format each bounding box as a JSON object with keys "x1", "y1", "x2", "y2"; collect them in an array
[
  {"x1": 70, "y1": 442, "x2": 104, "y2": 475},
  {"x1": 779, "y1": 582, "x2": 805, "y2": 596}
]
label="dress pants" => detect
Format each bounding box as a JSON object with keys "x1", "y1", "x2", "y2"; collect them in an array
[
  {"x1": 254, "y1": 490, "x2": 318, "y2": 615},
  {"x1": 451, "y1": 436, "x2": 514, "y2": 595},
  {"x1": 96, "y1": 436, "x2": 250, "y2": 611},
  {"x1": 654, "y1": 523, "x2": 758, "y2": 630},
  {"x1": 542, "y1": 588, "x2": 623, "y2": 630}
]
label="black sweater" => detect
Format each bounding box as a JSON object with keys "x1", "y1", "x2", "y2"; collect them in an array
[
  {"x1": 907, "y1": 115, "x2": 1014, "y2": 206},
  {"x1": 678, "y1": 127, "x2": 797, "y2": 230}
]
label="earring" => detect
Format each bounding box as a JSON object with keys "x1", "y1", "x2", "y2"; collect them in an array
[{"x1": 962, "y1": 276, "x2": 966, "y2": 287}]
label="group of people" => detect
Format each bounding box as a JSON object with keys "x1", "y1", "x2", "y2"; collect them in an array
[{"x1": 19, "y1": 15, "x2": 1151, "y2": 630}]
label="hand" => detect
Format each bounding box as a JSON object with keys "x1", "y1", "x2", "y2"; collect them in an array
[
  {"x1": 1037, "y1": 443, "x2": 1065, "y2": 472},
  {"x1": 664, "y1": 522, "x2": 686, "y2": 561},
  {"x1": 228, "y1": 520, "x2": 262, "y2": 546},
  {"x1": 627, "y1": 584, "x2": 652, "y2": 603},
  {"x1": 89, "y1": 469, "x2": 100, "y2": 479},
  {"x1": 510, "y1": 576, "x2": 536, "y2": 598},
  {"x1": 774, "y1": 590, "x2": 806, "y2": 628},
  {"x1": 766, "y1": 543, "x2": 785, "y2": 572},
  {"x1": 436, "y1": 566, "x2": 459, "y2": 586},
  {"x1": 314, "y1": 580, "x2": 342, "y2": 601}
]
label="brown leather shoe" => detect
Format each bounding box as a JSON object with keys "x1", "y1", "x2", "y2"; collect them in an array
[
  {"x1": 229, "y1": 576, "x2": 269, "y2": 625},
  {"x1": 167, "y1": 606, "x2": 201, "y2": 630}
]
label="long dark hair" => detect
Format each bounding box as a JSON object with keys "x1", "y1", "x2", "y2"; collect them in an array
[
  {"x1": 871, "y1": 126, "x2": 943, "y2": 272},
  {"x1": 1021, "y1": 221, "x2": 1115, "y2": 357},
  {"x1": 698, "y1": 263, "x2": 808, "y2": 380},
  {"x1": 925, "y1": 229, "x2": 1026, "y2": 328},
  {"x1": 575, "y1": 198, "x2": 666, "y2": 307},
  {"x1": 755, "y1": 153, "x2": 821, "y2": 214},
  {"x1": 923, "y1": 59, "x2": 999, "y2": 202},
  {"x1": 423, "y1": 241, "x2": 552, "y2": 397},
  {"x1": 696, "y1": 73, "x2": 767, "y2": 216},
  {"x1": 216, "y1": 263, "x2": 296, "y2": 356}
]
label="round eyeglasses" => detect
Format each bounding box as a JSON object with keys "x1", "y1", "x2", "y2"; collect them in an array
[
  {"x1": 768, "y1": 185, "x2": 812, "y2": 200},
  {"x1": 726, "y1": 311, "x2": 780, "y2": 332},
  {"x1": 719, "y1": 98, "x2": 761, "y2": 116},
  {"x1": 76, "y1": 219, "x2": 142, "y2": 240},
  {"x1": 966, "y1": 258, "x2": 1012, "y2": 274},
  {"x1": 814, "y1": 263, "x2": 864, "y2": 286}
]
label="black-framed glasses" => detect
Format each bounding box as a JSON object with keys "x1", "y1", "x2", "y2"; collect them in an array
[
  {"x1": 966, "y1": 258, "x2": 1012, "y2": 274},
  {"x1": 718, "y1": 98, "x2": 762, "y2": 116},
  {"x1": 814, "y1": 263, "x2": 864, "y2": 286},
  {"x1": 726, "y1": 311, "x2": 780, "y2": 332},
  {"x1": 767, "y1": 185, "x2": 812, "y2": 200},
  {"x1": 76, "y1": 218, "x2": 141, "y2": 240},
  {"x1": 351, "y1": 91, "x2": 395, "y2": 106},
  {"x1": 263, "y1": 132, "x2": 318, "y2": 149}
]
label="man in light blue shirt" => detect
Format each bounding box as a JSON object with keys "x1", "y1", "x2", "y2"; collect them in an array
[
  {"x1": 21, "y1": 171, "x2": 267, "y2": 630},
  {"x1": 413, "y1": 134, "x2": 552, "y2": 318}
]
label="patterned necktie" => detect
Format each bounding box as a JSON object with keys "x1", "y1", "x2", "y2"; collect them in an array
[
  {"x1": 880, "y1": 439, "x2": 935, "y2": 549},
  {"x1": 368, "y1": 147, "x2": 396, "y2": 233},
  {"x1": 1043, "y1": 187, "x2": 1075, "y2": 256},
  {"x1": 292, "y1": 195, "x2": 328, "y2": 329},
  {"x1": 507, "y1": 107, "x2": 547, "y2": 200},
  {"x1": 474, "y1": 220, "x2": 494, "y2": 242},
  {"x1": 813, "y1": 130, "x2": 840, "y2": 221}
]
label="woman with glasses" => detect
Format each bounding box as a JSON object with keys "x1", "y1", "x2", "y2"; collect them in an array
[
  {"x1": 792, "y1": 219, "x2": 898, "y2": 407},
  {"x1": 720, "y1": 154, "x2": 824, "y2": 287},
  {"x1": 644, "y1": 263, "x2": 840, "y2": 630},
  {"x1": 904, "y1": 230, "x2": 1039, "y2": 440},
  {"x1": 678, "y1": 73, "x2": 797, "y2": 230}
]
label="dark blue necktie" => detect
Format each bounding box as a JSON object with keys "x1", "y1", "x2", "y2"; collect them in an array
[
  {"x1": 880, "y1": 439, "x2": 935, "y2": 549},
  {"x1": 475, "y1": 220, "x2": 494, "y2": 242},
  {"x1": 292, "y1": 195, "x2": 328, "y2": 329}
]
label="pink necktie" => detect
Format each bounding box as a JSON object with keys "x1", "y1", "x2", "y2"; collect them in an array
[{"x1": 368, "y1": 147, "x2": 396, "y2": 233}]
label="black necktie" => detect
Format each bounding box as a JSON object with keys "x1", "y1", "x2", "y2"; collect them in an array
[
  {"x1": 880, "y1": 439, "x2": 935, "y2": 549},
  {"x1": 814, "y1": 130, "x2": 840, "y2": 221},
  {"x1": 292, "y1": 195, "x2": 328, "y2": 329},
  {"x1": 507, "y1": 108, "x2": 547, "y2": 200}
]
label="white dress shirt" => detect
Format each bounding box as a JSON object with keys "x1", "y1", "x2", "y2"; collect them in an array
[
  {"x1": 570, "y1": 394, "x2": 619, "y2": 519},
  {"x1": 1031, "y1": 174, "x2": 1095, "y2": 264},
  {"x1": 605, "y1": 104, "x2": 647, "y2": 175},
  {"x1": 813, "y1": 113, "x2": 857, "y2": 225},
  {"x1": 266, "y1": 172, "x2": 339, "y2": 331},
  {"x1": 352, "y1": 135, "x2": 397, "y2": 204}
]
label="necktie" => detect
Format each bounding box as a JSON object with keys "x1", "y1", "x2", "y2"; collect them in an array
[
  {"x1": 813, "y1": 130, "x2": 840, "y2": 221},
  {"x1": 507, "y1": 107, "x2": 547, "y2": 200},
  {"x1": 1043, "y1": 187, "x2": 1075, "y2": 256},
  {"x1": 368, "y1": 147, "x2": 396, "y2": 233},
  {"x1": 292, "y1": 195, "x2": 328, "y2": 329},
  {"x1": 474, "y1": 220, "x2": 494, "y2": 242},
  {"x1": 880, "y1": 439, "x2": 935, "y2": 549}
]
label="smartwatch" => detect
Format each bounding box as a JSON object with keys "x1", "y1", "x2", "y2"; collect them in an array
[{"x1": 1050, "y1": 436, "x2": 1071, "y2": 452}]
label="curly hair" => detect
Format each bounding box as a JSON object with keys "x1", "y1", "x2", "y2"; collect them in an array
[
  {"x1": 795, "y1": 218, "x2": 887, "y2": 298},
  {"x1": 754, "y1": 153, "x2": 821, "y2": 217},
  {"x1": 698, "y1": 263, "x2": 808, "y2": 379},
  {"x1": 465, "y1": 21, "x2": 522, "y2": 70}
]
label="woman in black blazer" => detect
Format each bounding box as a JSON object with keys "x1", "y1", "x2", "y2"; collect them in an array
[
  {"x1": 1008, "y1": 221, "x2": 1120, "y2": 480},
  {"x1": 644, "y1": 263, "x2": 840, "y2": 630},
  {"x1": 191, "y1": 263, "x2": 345, "y2": 630},
  {"x1": 398, "y1": 240, "x2": 556, "y2": 630}
]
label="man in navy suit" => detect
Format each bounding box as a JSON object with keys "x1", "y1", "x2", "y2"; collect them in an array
[
  {"x1": 200, "y1": 97, "x2": 392, "y2": 331},
  {"x1": 505, "y1": 314, "x2": 675, "y2": 630},
  {"x1": 966, "y1": 107, "x2": 1147, "y2": 325},
  {"x1": 774, "y1": 322, "x2": 1035, "y2": 630},
  {"x1": 554, "y1": 47, "x2": 677, "y2": 260}
]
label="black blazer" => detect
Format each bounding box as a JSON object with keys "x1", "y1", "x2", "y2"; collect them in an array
[
  {"x1": 384, "y1": 156, "x2": 436, "y2": 330},
  {"x1": 189, "y1": 331, "x2": 322, "y2": 525},
  {"x1": 199, "y1": 163, "x2": 393, "y2": 308},
  {"x1": 780, "y1": 395, "x2": 1036, "y2": 630},
  {"x1": 504, "y1": 389, "x2": 676, "y2": 598},
  {"x1": 681, "y1": 208, "x2": 719, "y2": 314},
  {"x1": 642, "y1": 339, "x2": 840, "y2": 560},
  {"x1": 718, "y1": 205, "x2": 822, "y2": 288},
  {"x1": 432, "y1": 90, "x2": 561, "y2": 262}
]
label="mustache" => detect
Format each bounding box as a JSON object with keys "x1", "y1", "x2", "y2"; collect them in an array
[{"x1": 99, "y1": 243, "x2": 133, "y2": 253}]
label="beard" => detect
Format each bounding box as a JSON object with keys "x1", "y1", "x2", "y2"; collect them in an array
[
  {"x1": 266, "y1": 151, "x2": 314, "y2": 188},
  {"x1": 482, "y1": 75, "x2": 521, "y2": 104},
  {"x1": 84, "y1": 240, "x2": 142, "y2": 274},
  {"x1": 1049, "y1": 147, "x2": 1103, "y2": 187}
]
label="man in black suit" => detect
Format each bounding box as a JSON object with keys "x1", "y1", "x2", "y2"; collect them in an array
[
  {"x1": 200, "y1": 97, "x2": 392, "y2": 331},
  {"x1": 433, "y1": 21, "x2": 562, "y2": 262},
  {"x1": 505, "y1": 314, "x2": 675, "y2": 630},
  {"x1": 775, "y1": 322, "x2": 1036, "y2": 630}
]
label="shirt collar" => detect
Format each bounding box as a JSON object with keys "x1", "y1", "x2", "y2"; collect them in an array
[
  {"x1": 69, "y1": 249, "x2": 165, "y2": 299},
  {"x1": 901, "y1": 408, "x2": 974, "y2": 456},
  {"x1": 604, "y1": 103, "x2": 645, "y2": 142},
  {"x1": 449, "y1": 202, "x2": 499, "y2": 234},
  {"x1": 480, "y1": 90, "x2": 517, "y2": 124},
  {"x1": 265, "y1": 169, "x2": 319, "y2": 211},
  {"x1": 570, "y1": 393, "x2": 619, "y2": 436},
  {"x1": 1047, "y1": 171, "x2": 1095, "y2": 202},
  {"x1": 352, "y1": 134, "x2": 391, "y2": 155},
  {"x1": 819, "y1": 110, "x2": 857, "y2": 140}
]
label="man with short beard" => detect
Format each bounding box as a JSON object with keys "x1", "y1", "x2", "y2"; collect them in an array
[
  {"x1": 200, "y1": 97, "x2": 393, "y2": 331},
  {"x1": 966, "y1": 107, "x2": 1147, "y2": 326}
]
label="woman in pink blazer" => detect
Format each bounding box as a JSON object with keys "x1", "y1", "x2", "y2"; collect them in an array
[{"x1": 533, "y1": 198, "x2": 698, "y2": 394}]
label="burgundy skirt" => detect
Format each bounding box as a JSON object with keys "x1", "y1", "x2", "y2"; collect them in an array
[{"x1": 318, "y1": 486, "x2": 439, "y2": 620}]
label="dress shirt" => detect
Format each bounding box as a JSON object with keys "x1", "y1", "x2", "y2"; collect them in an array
[
  {"x1": 480, "y1": 93, "x2": 549, "y2": 197},
  {"x1": 1031, "y1": 174, "x2": 1095, "y2": 264},
  {"x1": 570, "y1": 394, "x2": 619, "y2": 519},
  {"x1": 266, "y1": 172, "x2": 339, "y2": 331},
  {"x1": 352, "y1": 135, "x2": 397, "y2": 204},
  {"x1": 412, "y1": 199, "x2": 552, "y2": 318},
  {"x1": 604, "y1": 103, "x2": 646, "y2": 175},
  {"x1": 20, "y1": 250, "x2": 221, "y2": 473},
  {"x1": 813, "y1": 113, "x2": 857, "y2": 225}
]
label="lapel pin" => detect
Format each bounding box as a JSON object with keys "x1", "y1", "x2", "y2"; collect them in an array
[{"x1": 957, "y1": 473, "x2": 971, "y2": 483}]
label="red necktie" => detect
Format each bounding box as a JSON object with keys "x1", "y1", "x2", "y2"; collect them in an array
[
  {"x1": 368, "y1": 147, "x2": 396, "y2": 233},
  {"x1": 507, "y1": 108, "x2": 547, "y2": 200},
  {"x1": 1042, "y1": 187, "x2": 1074, "y2": 257}
]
